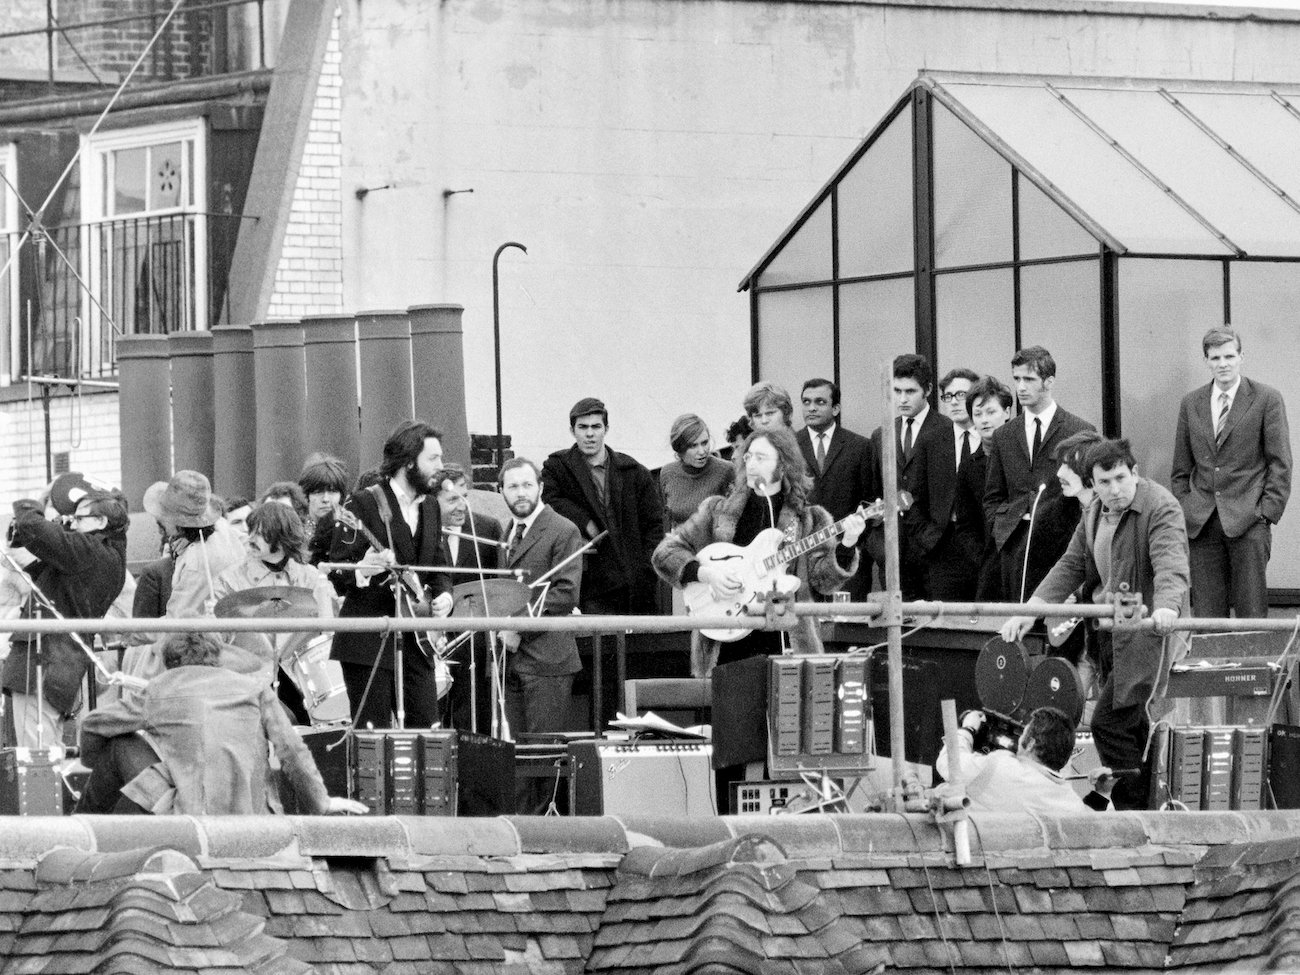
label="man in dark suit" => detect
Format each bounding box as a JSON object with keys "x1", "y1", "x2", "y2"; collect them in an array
[
  {"x1": 1171, "y1": 326, "x2": 1292, "y2": 619},
  {"x1": 541, "y1": 397, "x2": 664, "y2": 615},
  {"x1": 499, "y1": 457, "x2": 584, "y2": 736},
  {"x1": 435, "y1": 463, "x2": 502, "y2": 732},
  {"x1": 984, "y1": 346, "x2": 1095, "y2": 603},
  {"x1": 867, "y1": 354, "x2": 951, "y2": 598},
  {"x1": 328, "y1": 420, "x2": 452, "y2": 729},
  {"x1": 796, "y1": 377, "x2": 874, "y2": 599},
  {"x1": 910, "y1": 367, "x2": 982, "y2": 600}
]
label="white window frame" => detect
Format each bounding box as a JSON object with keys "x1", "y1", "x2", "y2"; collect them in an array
[
  {"x1": 80, "y1": 119, "x2": 208, "y2": 370},
  {"x1": 0, "y1": 143, "x2": 19, "y2": 386}
]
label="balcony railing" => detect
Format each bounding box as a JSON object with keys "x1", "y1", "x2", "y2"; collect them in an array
[{"x1": 3, "y1": 211, "x2": 239, "y2": 380}]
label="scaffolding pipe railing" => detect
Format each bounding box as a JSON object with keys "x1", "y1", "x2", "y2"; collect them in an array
[{"x1": 3, "y1": 599, "x2": 1293, "y2": 636}]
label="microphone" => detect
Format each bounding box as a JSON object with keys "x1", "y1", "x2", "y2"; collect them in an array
[
  {"x1": 1019, "y1": 482, "x2": 1047, "y2": 604},
  {"x1": 442, "y1": 527, "x2": 510, "y2": 550}
]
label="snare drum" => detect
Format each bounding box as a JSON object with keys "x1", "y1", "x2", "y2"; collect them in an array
[{"x1": 283, "y1": 635, "x2": 350, "y2": 726}]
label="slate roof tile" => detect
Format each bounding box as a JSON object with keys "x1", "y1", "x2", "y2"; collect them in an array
[{"x1": 1013, "y1": 885, "x2": 1053, "y2": 913}]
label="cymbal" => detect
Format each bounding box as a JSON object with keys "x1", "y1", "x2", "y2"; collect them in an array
[
  {"x1": 450, "y1": 579, "x2": 531, "y2": 618},
  {"x1": 213, "y1": 585, "x2": 318, "y2": 619}
]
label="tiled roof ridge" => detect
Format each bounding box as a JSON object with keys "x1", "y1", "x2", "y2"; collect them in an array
[
  {"x1": 10, "y1": 844, "x2": 312, "y2": 975},
  {"x1": 2, "y1": 811, "x2": 1299, "y2": 870}
]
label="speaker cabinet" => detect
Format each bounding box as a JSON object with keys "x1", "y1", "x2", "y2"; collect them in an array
[{"x1": 568, "y1": 740, "x2": 716, "y2": 817}]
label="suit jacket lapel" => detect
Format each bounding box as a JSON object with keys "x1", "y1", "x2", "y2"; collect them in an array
[
  {"x1": 1195, "y1": 382, "x2": 1214, "y2": 436},
  {"x1": 510, "y1": 510, "x2": 547, "y2": 567},
  {"x1": 822, "y1": 428, "x2": 846, "y2": 473},
  {"x1": 1219, "y1": 379, "x2": 1252, "y2": 447}
]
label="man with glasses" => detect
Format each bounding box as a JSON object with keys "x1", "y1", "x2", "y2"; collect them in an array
[
  {"x1": 909, "y1": 368, "x2": 982, "y2": 599},
  {"x1": 3, "y1": 489, "x2": 128, "y2": 752}
]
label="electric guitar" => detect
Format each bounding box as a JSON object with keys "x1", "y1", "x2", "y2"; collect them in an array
[
  {"x1": 331, "y1": 502, "x2": 448, "y2": 663},
  {"x1": 684, "y1": 492, "x2": 912, "y2": 642}
]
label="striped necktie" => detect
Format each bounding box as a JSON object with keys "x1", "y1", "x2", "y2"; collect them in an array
[{"x1": 1215, "y1": 392, "x2": 1231, "y2": 447}]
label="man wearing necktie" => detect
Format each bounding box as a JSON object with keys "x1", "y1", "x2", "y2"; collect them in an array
[
  {"x1": 498, "y1": 457, "x2": 584, "y2": 737},
  {"x1": 867, "y1": 354, "x2": 950, "y2": 597},
  {"x1": 1171, "y1": 326, "x2": 1292, "y2": 619},
  {"x1": 909, "y1": 367, "x2": 983, "y2": 600},
  {"x1": 794, "y1": 378, "x2": 874, "y2": 599},
  {"x1": 983, "y1": 346, "x2": 1096, "y2": 604}
]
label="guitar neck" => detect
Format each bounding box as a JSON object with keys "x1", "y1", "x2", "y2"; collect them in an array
[{"x1": 761, "y1": 510, "x2": 853, "y2": 572}]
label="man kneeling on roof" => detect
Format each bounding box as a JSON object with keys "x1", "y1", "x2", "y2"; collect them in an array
[
  {"x1": 937, "y1": 707, "x2": 1118, "y2": 814},
  {"x1": 77, "y1": 632, "x2": 366, "y2": 816}
]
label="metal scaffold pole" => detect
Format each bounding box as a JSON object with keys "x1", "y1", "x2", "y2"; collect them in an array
[{"x1": 877, "y1": 359, "x2": 908, "y2": 810}]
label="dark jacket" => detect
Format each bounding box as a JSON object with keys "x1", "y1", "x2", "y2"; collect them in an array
[
  {"x1": 504, "y1": 505, "x2": 584, "y2": 676},
  {"x1": 796, "y1": 424, "x2": 874, "y2": 522},
  {"x1": 1034, "y1": 478, "x2": 1191, "y2": 710},
  {"x1": 983, "y1": 406, "x2": 1095, "y2": 552},
  {"x1": 1171, "y1": 377, "x2": 1292, "y2": 538},
  {"x1": 541, "y1": 445, "x2": 665, "y2": 613},
  {"x1": 3, "y1": 506, "x2": 127, "y2": 713},
  {"x1": 327, "y1": 483, "x2": 450, "y2": 670}
]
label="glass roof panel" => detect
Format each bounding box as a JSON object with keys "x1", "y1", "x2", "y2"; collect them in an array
[
  {"x1": 1017, "y1": 171, "x2": 1098, "y2": 261},
  {"x1": 936, "y1": 82, "x2": 1232, "y2": 256},
  {"x1": 1173, "y1": 91, "x2": 1300, "y2": 219},
  {"x1": 1060, "y1": 86, "x2": 1300, "y2": 257},
  {"x1": 837, "y1": 101, "x2": 914, "y2": 278},
  {"x1": 933, "y1": 103, "x2": 1012, "y2": 268},
  {"x1": 757, "y1": 195, "x2": 832, "y2": 288}
]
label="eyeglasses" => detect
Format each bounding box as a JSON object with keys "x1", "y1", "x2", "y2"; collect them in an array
[
  {"x1": 742, "y1": 452, "x2": 777, "y2": 464},
  {"x1": 940, "y1": 390, "x2": 969, "y2": 403}
]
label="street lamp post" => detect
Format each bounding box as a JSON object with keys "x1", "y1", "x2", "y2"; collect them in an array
[{"x1": 492, "y1": 241, "x2": 527, "y2": 473}]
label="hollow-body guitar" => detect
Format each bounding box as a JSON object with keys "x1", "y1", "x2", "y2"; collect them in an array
[{"x1": 683, "y1": 493, "x2": 910, "y2": 642}]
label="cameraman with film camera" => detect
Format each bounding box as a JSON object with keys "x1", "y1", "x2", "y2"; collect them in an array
[{"x1": 937, "y1": 707, "x2": 1117, "y2": 813}]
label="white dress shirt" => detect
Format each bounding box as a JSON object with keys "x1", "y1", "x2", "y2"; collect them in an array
[{"x1": 1024, "y1": 400, "x2": 1057, "y2": 458}]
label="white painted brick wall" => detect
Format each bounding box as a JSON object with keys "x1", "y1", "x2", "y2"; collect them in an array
[
  {"x1": 0, "y1": 393, "x2": 121, "y2": 501},
  {"x1": 266, "y1": 9, "x2": 344, "y2": 320}
]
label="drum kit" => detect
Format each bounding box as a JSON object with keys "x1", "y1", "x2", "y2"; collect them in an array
[{"x1": 212, "y1": 573, "x2": 536, "y2": 733}]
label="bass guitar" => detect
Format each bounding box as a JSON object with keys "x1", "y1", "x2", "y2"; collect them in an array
[
  {"x1": 331, "y1": 502, "x2": 449, "y2": 665},
  {"x1": 684, "y1": 492, "x2": 912, "y2": 642}
]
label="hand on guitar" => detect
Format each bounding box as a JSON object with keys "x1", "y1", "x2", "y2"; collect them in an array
[
  {"x1": 429, "y1": 591, "x2": 453, "y2": 617},
  {"x1": 697, "y1": 563, "x2": 744, "y2": 602},
  {"x1": 356, "y1": 546, "x2": 395, "y2": 578},
  {"x1": 840, "y1": 511, "x2": 867, "y2": 547}
]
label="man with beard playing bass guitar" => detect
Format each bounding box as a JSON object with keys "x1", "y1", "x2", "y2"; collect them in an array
[{"x1": 327, "y1": 420, "x2": 453, "y2": 729}]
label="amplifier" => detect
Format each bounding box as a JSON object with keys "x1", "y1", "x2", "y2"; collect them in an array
[
  {"x1": 1270, "y1": 725, "x2": 1300, "y2": 809},
  {"x1": 351, "y1": 730, "x2": 514, "y2": 816},
  {"x1": 1151, "y1": 725, "x2": 1266, "y2": 811},
  {"x1": 0, "y1": 747, "x2": 63, "y2": 816},
  {"x1": 732, "y1": 780, "x2": 820, "y2": 815},
  {"x1": 568, "y1": 740, "x2": 716, "y2": 817},
  {"x1": 767, "y1": 656, "x2": 875, "y2": 778}
]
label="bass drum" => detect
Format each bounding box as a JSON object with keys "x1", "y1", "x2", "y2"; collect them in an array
[{"x1": 283, "y1": 634, "x2": 351, "y2": 726}]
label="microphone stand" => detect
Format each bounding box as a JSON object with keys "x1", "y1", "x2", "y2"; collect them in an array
[
  {"x1": 0, "y1": 549, "x2": 144, "y2": 693},
  {"x1": 1020, "y1": 483, "x2": 1048, "y2": 604}
]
